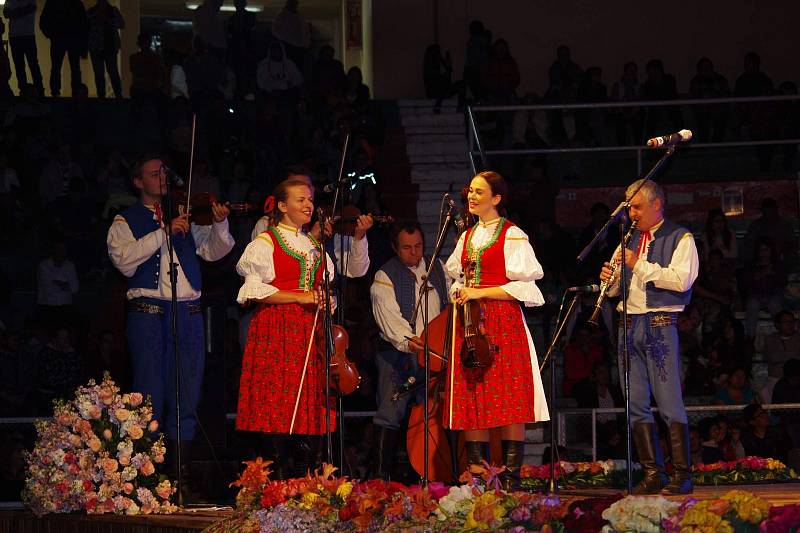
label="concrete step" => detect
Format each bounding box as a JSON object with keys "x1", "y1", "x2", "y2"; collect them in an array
[
  {"x1": 406, "y1": 140, "x2": 467, "y2": 157},
  {"x1": 397, "y1": 98, "x2": 459, "y2": 109},
  {"x1": 405, "y1": 132, "x2": 467, "y2": 144},
  {"x1": 401, "y1": 114, "x2": 465, "y2": 128},
  {"x1": 407, "y1": 153, "x2": 470, "y2": 165},
  {"x1": 404, "y1": 125, "x2": 467, "y2": 136}
]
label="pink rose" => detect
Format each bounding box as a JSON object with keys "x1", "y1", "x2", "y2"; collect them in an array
[
  {"x1": 115, "y1": 408, "x2": 131, "y2": 422},
  {"x1": 102, "y1": 458, "x2": 119, "y2": 476},
  {"x1": 103, "y1": 429, "x2": 113, "y2": 440},
  {"x1": 99, "y1": 389, "x2": 114, "y2": 405},
  {"x1": 88, "y1": 405, "x2": 102, "y2": 419},
  {"x1": 154, "y1": 454, "x2": 165, "y2": 464},
  {"x1": 129, "y1": 393, "x2": 143, "y2": 407},
  {"x1": 147, "y1": 420, "x2": 159, "y2": 433},
  {"x1": 88, "y1": 437, "x2": 102, "y2": 452},
  {"x1": 127, "y1": 426, "x2": 144, "y2": 440},
  {"x1": 140, "y1": 460, "x2": 155, "y2": 476},
  {"x1": 123, "y1": 483, "x2": 134, "y2": 494},
  {"x1": 69, "y1": 434, "x2": 82, "y2": 447},
  {"x1": 119, "y1": 453, "x2": 131, "y2": 466},
  {"x1": 155, "y1": 481, "x2": 173, "y2": 499}
]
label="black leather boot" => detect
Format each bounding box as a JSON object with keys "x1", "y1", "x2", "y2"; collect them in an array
[
  {"x1": 663, "y1": 422, "x2": 693, "y2": 494},
  {"x1": 260, "y1": 434, "x2": 290, "y2": 480},
  {"x1": 176, "y1": 440, "x2": 201, "y2": 504},
  {"x1": 465, "y1": 440, "x2": 489, "y2": 467},
  {"x1": 500, "y1": 440, "x2": 525, "y2": 492},
  {"x1": 632, "y1": 422, "x2": 667, "y2": 494},
  {"x1": 371, "y1": 425, "x2": 399, "y2": 480},
  {"x1": 294, "y1": 435, "x2": 322, "y2": 478}
]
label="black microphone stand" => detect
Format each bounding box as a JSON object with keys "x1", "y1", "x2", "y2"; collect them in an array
[
  {"x1": 318, "y1": 130, "x2": 351, "y2": 468},
  {"x1": 573, "y1": 145, "x2": 676, "y2": 493},
  {"x1": 159, "y1": 164, "x2": 185, "y2": 508},
  {"x1": 408, "y1": 197, "x2": 457, "y2": 485},
  {"x1": 538, "y1": 289, "x2": 580, "y2": 493}
]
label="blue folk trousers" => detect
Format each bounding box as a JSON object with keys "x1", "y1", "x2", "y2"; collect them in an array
[
  {"x1": 373, "y1": 348, "x2": 423, "y2": 430},
  {"x1": 127, "y1": 297, "x2": 205, "y2": 440},
  {"x1": 618, "y1": 314, "x2": 687, "y2": 426}
]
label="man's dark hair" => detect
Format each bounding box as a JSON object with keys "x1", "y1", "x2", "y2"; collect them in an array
[
  {"x1": 131, "y1": 153, "x2": 164, "y2": 182},
  {"x1": 390, "y1": 220, "x2": 424, "y2": 249},
  {"x1": 774, "y1": 309, "x2": 794, "y2": 325}
]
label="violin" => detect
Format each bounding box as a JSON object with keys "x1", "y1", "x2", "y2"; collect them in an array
[
  {"x1": 314, "y1": 321, "x2": 361, "y2": 395},
  {"x1": 171, "y1": 190, "x2": 255, "y2": 225},
  {"x1": 318, "y1": 204, "x2": 393, "y2": 237},
  {"x1": 459, "y1": 260, "x2": 498, "y2": 369}
]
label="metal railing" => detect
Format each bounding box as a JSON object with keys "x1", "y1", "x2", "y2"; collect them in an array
[
  {"x1": 556, "y1": 403, "x2": 800, "y2": 461},
  {"x1": 466, "y1": 94, "x2": 800, "y2": 175}
]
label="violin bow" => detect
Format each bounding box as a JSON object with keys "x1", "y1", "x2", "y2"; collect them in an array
[
  {"x1": 289, "y1": 303, "x2": 321, "y2": 435},
  {"x1": 448, "y1": 301, "x2": 457, "y2": 428},
  {"x1": 184, "y1": 114, "x2": 197, "y2": 216}
]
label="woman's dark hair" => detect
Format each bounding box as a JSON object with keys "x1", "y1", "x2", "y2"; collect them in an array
[
  {"x1": 473, "y1": 170, "x2": 509, "y2": 216},
  {"x1": 267, "y1": 179, "x2": 311, "y2": 226},
  {"x1": 705, "y1": 208, "x2": 732, "y2": 251}
]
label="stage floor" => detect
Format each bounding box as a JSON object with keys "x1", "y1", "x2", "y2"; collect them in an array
[{"x1": 2, "y1": 484, "x2": 798, "y2": 532}]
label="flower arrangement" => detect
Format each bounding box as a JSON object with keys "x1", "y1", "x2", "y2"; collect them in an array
[
  {"x1": 600, "y1": 495, "x2": 681, "y2": 533},
  {"x1": 211, "y1": 460, "x2": 568, "y2": 533},
  {"x1": 661, "y1": 489, "x2": 770, "y2": 533},
  {"x1": 213, "y1": 459, "x2": 800, "y2": 533},
  {"x1": 520, "y1": 457, "x2": 798, "y2": 491},
  {"x1": 22, "y1": 374, "x2": 177, "y2": 516}
]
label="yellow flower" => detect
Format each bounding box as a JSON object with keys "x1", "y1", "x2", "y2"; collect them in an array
[
  {"x1": 300, "y1": 492, "x2": 319, "y2": 510},
  {"x1": 336, "y1": 482, "x2": 353, "y2": 499}
]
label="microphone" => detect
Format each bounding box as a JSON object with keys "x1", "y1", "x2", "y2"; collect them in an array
[
  {"x1": 322, "y1": 178, "x2": 351, "y2": 193},
  {"x1": 161, "y1": 164, "x2": 184, "y2": 187},
  {"x1": 646, "y1": 129, "x2": 692, "y2": 148},
  {"x1": 567, "y1": 284, "x2": 600, "y2": 293},
  {"x1": 391, "y1": 376, "x2": 416, "y2": 402},
  {"x1": 444, "y1": 193, "x2": 466, "y2": 232}
]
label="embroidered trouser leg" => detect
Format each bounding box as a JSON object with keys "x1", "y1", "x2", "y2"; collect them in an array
[
  {"x1": 128, "y1": 298, "x2": 206, "y2": 440},
  {"x1": 619, "y1": 314, "x2": 687, "y2": 426}
]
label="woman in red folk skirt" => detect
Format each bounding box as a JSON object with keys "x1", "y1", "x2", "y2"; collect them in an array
[
  {"x1": 444, "y1": 170, "x2": 549, "y2": 489},
  {"x1": 235, "y1": 179, "x2": 335, "y2": 477}
]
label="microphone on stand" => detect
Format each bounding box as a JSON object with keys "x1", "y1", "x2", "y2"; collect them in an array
[
  {"x1": 566, "y1": 284, "x2": 600, "y2": 293},
  {"x1": 444, "y1": 193, "x2": 466, "y2": 232},
  {"x1": 322, "y1": 178, "x2": 352, "y2": 193},
  {"x1": 646, "y1": 129, "x2": 692, "y2": 148}
]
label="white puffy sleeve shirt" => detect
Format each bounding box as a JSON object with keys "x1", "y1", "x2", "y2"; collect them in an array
[
  {"x1": 445, "y1": 223, "x2": 545, "y2": 307},
  {"x1": 236, "y1": 227, "x2": 336, "y2": 305}
]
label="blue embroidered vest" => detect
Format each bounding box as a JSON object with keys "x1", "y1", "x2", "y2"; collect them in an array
[
  {"x1": 119, "y1": 202, "x2": 202, "y2": 291},
  {"x1": 379, "y1": 256, "x2": 449, "y2": 325},
  {"x1": 624, "y1": 219, "x2": 692, "y2": 308}
]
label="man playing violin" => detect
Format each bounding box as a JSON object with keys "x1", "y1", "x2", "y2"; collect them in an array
[
  {"x1": 369, "y1": 220, "x2": 451, "y2": 480},
  {"x1": 106, "y1": 155, "x2": 235, "y2": 500}
]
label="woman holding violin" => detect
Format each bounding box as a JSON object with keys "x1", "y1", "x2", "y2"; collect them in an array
[
  {"x1": 250, "y1": 173, "x2": 372, "y2": 278},
  {"x1": 444, "y1": 170, "x2": 549, "y2": 490},
  {"x1": 235, "y1": 178, "x2": 338, "y2": 477}
]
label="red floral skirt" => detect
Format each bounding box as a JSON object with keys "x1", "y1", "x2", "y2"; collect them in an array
[
  {"x1": 236, "y1": 303, "x2": 336, "y2": 435},
  {"x1": 443, "y1": 300, "x2": 538, "y2": 430}
]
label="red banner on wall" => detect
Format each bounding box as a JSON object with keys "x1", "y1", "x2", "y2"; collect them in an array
[{"x1": 347, "y1": 0, "x2": 362, "y2": 50}]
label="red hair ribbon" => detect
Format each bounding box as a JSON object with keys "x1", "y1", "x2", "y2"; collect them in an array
[{"x1": 263, "y1": 195, "x2": 275, "y2": 213}]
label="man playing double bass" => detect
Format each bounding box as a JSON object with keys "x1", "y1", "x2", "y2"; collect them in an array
[{"x1": 369, "y1": 220, "x2": 451, "y2": 480}]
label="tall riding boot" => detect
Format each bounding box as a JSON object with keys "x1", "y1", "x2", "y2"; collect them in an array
[
  {"x1": 371, "y1": 426, "x2": 400, "y2": 480},
  {"x1": 500, "y1": 440, "x2": 525, "y2": 492},
  {"x1": 259, "y1": 434, "x2": 290, "y2": 480},
  {"x1": 294, "y1": 435, "x2": 322, "y2": 478},
  {"x1": 632, "y1": 422, "x2": 667, "y2": 494},
  {"x1": 663, "y1": 422, "x2": 693, "y2": 494},
  {"x1": 465, "y1": 441, "x2": 489, "y2": 468}
]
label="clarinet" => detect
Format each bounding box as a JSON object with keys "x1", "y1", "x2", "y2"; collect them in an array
[{"x1": 587, "y1": 220, "x2": 638, "y2": 326}]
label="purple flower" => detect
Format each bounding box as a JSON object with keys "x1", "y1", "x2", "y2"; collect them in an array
[{"x1": 510, "y1": 505, "x2": 532, "y2": 522}]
